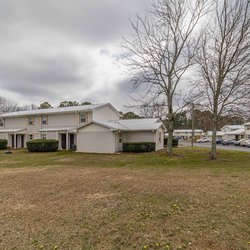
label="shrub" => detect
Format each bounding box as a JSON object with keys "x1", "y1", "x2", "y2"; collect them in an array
[
  {"x1": 26, "y1": 139, "x2": 59, "y2": 152},
  {"x1": 123, "y1": 142, "x2": 155, "y2": 153},
  {"x1": 164, "y1": 138, "x2": 179, "y2": 147},
  {"x1": 0, "y1": 139, "x2": 7, "y2": 149}
]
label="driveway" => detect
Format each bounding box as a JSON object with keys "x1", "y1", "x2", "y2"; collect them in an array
[{"x1": 180, "y1": 141, "x2": 250, "y2": 152}]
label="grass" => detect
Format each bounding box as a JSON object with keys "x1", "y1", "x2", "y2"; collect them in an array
[
  {"x1": 0, "y1": 147, "x2": 249, "y2": 249},
  {"x1": 1, "y1": 146, "x2": 250, "y2": 171}
]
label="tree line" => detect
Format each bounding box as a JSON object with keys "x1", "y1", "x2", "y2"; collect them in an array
[
  {"x1": 120, "y1": 110, "x2": 246, "y2": 132},
  {"x1": 0, "y1": 97, "x2": 92, "y2": 113}
]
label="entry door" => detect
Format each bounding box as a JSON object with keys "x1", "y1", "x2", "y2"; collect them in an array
[
  {"x1": 11, "y1": 135, "x2": 15, "y2": 148},
  {"x1": 61, "y1": 134, "x2": 66, "y2": 149},
  {"x1": 116, "y1": 133, "x2": 123, "y2": 152},
  {"x1": 69, "y1": 134, "x2": 75, "y2": 149},
  {"x1": 21, "y1": 135, "x2": 24, "y2": 148}
]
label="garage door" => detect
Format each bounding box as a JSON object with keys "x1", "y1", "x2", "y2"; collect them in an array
[{"x1": 77, "y1": 131, "x2": 114, "y2": 153}]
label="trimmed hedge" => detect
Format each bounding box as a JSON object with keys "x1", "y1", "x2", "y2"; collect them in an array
[
  {"x1": 0, "y1": 139, "x2": 7, "y2": 149},
  {"x1": 164, "y1": 138, "x2": 179, "y2": 147},
  {"x1": 26, "y1": 139, "x2": 59, "y2": 152},
  {"x1": 123, "y1": 142, "x2": 155, "y2": 153}
]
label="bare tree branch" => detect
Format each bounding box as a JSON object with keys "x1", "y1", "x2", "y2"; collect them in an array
[{"x1": 122, "y1": 0, "x2": 208, "y2": 155}]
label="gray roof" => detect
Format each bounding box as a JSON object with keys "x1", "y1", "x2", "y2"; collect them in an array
[
  {"x1": 174, "y1": 129, "x2": 203, "y2": 133},
  {"x1": 206, "y1": 131, "x2": 225, "y2": 136},
  {"x1": 225, "y1": 128, "x2": 245, "y2": 135},
  {"x1": 243, "y1": 122, "x2": 250, "y2": 126},
  {"x1": 221, "y1": 125, "x2": 244, "y2": 130},
  {"x1": 79, "y1": 118, "x2": 165, "y2": 131},
  {"x1": 0, "y1": 103, "x2": 114, "y2": 118},
  {"x1": 39, "y1": 127, "x2": 77, "y2": 132},
  {"x1": 0, "y1": 128, "x2": 26, "y2": 133}
]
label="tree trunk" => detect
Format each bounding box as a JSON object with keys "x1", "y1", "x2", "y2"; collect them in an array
[
  {"x1": 167, "y1": 112, "x2": 174, "y2": 155},
  {"x1": 210, "y1": 115, "x2": 218, "y2": 160},
  {"x1": 191, "y1": 103, "x2": 195, "y2": 147}
]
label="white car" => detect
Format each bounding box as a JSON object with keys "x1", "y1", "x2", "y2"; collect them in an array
[
  {"x1": 240, "y1": 139, "x2": 250, "y2": 147},
  {"x1": 234, "y1": 139, "x2": 246, "y2": 146},
  {"x1": 197, "y1": 137, "x2": 210, "y2": 143}
]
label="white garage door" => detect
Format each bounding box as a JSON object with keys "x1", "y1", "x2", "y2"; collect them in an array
[{"x1": 77, "y1": 131, "x2": 114, "y2": 153}]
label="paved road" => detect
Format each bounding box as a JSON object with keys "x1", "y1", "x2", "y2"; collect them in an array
[{"x1": 180, "y1": 141, "x2": 250, "y2": 152}]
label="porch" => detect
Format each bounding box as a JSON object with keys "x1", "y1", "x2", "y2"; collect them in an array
[{"x1": 39, "y1": 127, "x2": 77, "y2": 150}]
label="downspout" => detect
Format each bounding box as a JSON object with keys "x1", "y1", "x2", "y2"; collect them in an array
[{"x1": 75, "y1": 111, "x2": 80, "y2": 126}]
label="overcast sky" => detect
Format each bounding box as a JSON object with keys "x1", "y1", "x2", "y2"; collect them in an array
[{"x1": 0, "y1": 0, "x2": 152, "y2": 111}]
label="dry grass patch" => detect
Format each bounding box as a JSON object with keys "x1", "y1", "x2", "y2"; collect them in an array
[{"x1": 0, "y1": 159, "x2": 249, "y2": 250}]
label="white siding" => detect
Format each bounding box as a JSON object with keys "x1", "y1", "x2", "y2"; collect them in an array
[
  {"x1": 77, "y1": 123, "x2": 115, "y2": 153},
  {"x1": 77, "y1": 131, "x2": 115, "y2": 153},
  {"x1": 0, "y1": 133, "x2": 7, "y2": 140},
  {"x1": 124, "y1": 131, "x2": 154, "y2": 143},
  {"x1": 124, "y1": 130, "x2": 164, "y2": 151},
  {"x1": 92, "y1": 105, "x2": 120, "y2": 121},
  {"x1": 44, "y1": 113, "x2": 78, "y2": 127},
  {"x1": 5, "y1": 116, "x2": 27, "y2": 129},
  {"x1": 4, "y1": 116, "x2": 37, "y2": 134},
  {"x1": 79, "y1": 123, "x2": 111, "y2": 132},
  {"x1": 46, "y1": 132, "x2": 57, "y2": 139}
]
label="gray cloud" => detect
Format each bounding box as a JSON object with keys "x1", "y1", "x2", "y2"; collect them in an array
[
  {"x1": 0, "y1": 0, "x2": 152, "y2": 110},
  {"x1": 0, "y1": 0, "x2": 150, "y2": 45}
]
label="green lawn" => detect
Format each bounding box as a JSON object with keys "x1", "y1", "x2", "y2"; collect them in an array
[
  {"x1": 1, "y1": 147, "x2": 250, "y2": 171},
  {"x1": 0, "y1": 147, "x2": 249, "y2": 250}
]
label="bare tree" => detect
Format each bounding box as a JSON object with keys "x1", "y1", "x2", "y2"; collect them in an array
[
  {"x1": 122, "y1": 0, "x2": 208, "y2": 155},
  {"x1": 195, "y1": 0, "x2": 250, "y2": 159},
  {"x1": 20, "y1": 104, "x2": 37, "y2": 111},
  {"x1": 0, "y1": 96, "x2": 19, "y2": 114},
  {"x1": 138, "y1": 100, "x2": 167, "y2": 120}
]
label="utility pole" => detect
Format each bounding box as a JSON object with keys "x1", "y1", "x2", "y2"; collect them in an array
[{"x1": 191, "y1": 103, "x2": 195, "y2": 147}]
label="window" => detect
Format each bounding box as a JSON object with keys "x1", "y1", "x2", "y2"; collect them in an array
[
  {"x1": 28, "y1": 116, "x2": 34, "y2": 125},
  {"x1": 119, "y1": 133, "x2": 122, "y2": 143},
  {"x1": 28, "y1": 134, "x2": 33, "y2": 141},
  {"x1": 80, "y1": 113, "x2": 87, "y2": 123},
  {"x1": 41, "y1": 133, "x2": 46, "y2": 139},
  {"x1": 0, "y1": 118, "x2": 3, "y2": 127},
  {"x1": 41, "y1": 115, "x2": 48, "y2": 125}
]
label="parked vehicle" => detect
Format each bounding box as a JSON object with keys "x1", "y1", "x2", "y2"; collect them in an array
[
  {"x1": 246, "y1": 141, "x2": 250, "y2": 148},
  {"x1": 234, "y1": 139, "x2": 245, "y2": 146},
  {"x1": 216, "y1": 138, "x2": 223, "y2": 144},
  {"x1": 197, "y1": 137, "x2": 210, "y2": 143},
  {"x1": 240, "y1": 139, "x2": 250, "y2": 147},
  {"x1": 222, "y1": 139, "x2": 235, "y2": 146}
]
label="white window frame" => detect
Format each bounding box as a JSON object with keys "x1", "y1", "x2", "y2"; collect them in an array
[
  {"x1": 41, "y1": 133, "x2": 46, "y2": 140},
  {"x1": 41, "y1": 115, "x2": 48, "y2": 125},
  {"x1": 28, "y1": 116, "x2": 34, "y2": 125},
  {"x1": 28, "y1": 134, "x2": 33, "y2": 141},
  {"x1": 118, "y1": 133, "x2": 122, "y2": 143},
  {"x1": 79, "y1": 113, "x2": 87, "y2": 123},
  {"x1": 0, "y1": 118, "x2": 3, "y2": 127}
]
